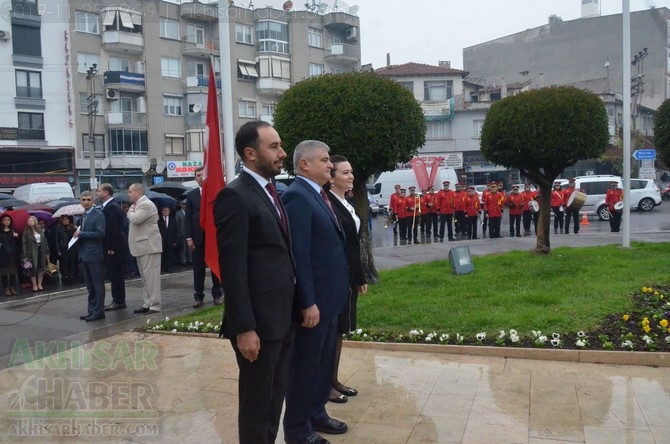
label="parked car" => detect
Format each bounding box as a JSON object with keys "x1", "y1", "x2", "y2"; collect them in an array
[{"x1": 368, "y1": 192, "x2": 383, "y2": 217}]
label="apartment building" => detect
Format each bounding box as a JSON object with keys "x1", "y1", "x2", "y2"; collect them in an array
[
  {"x1": 67, "y1": 0, "x2": 361, "y2": 190},
  {"x1": 0, "y1": 0, "x2": 76, "y2": 192}
]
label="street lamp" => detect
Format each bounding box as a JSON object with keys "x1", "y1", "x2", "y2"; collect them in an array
[{"x1": 86, "y1": 64, "x2": 99, "y2": 191}]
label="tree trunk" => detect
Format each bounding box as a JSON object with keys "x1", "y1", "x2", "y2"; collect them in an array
[
  {"x1": 534, "y1": 185, "x2": 552, "y2": 254},
  {"x1": 353, "y1": 181, "x2": 379, "y2": 284}
]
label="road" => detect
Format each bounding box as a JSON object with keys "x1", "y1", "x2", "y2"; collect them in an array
[{"x1": 1, "y1": 202, "x2": 668, "y2": 366}]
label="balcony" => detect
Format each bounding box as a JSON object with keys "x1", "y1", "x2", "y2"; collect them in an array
[
  {"x1": 256, "y1": 77, "x2": 291, "y2": 96},
  {"x1": 106, "y1": 112, "x2": 147, "y2": 129},
  {"x1": 181, "y1": 36, "x2": 220, "y2": 58},
  {"x1": 102, "y1": 31, "x2": 144, "y2": 54},
  {"x1": 322, "y1": 12, "x2": 359, "y2": 30},
  {"x1": 325, "y1": 43, "x2": 359, "y2": 66},
  {"x1": 180, "y1": 1, "x2": 219, "y2": 22},
  {"x1": 103, "y1": 71, "x2": 145, "y2": 92},
  {"x1": 185, "y1": 112, "x2": 205, "y2": 129},
  {"x1": 185, "y1": 76, "x2": 221, "y2": 89}
]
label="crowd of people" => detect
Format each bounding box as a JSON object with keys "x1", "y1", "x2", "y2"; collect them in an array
[{"x1": 385, "y1": 178, "x2": 625, "y2": 242}]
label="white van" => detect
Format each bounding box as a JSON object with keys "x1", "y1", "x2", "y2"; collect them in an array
[
  {"x1": 370, "y1": 167, "x2": 458, "y2": 208},
  {"x1": 13, "y1": 182, "x2": 75, "y2": 203}
]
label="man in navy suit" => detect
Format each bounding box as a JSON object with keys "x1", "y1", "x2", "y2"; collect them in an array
[
  {"x1": 158, "y1": 206, "x2": 178, "y2": 273},
  {"x1": 185, "y1": 167, "x2": 222, "y2": 307},
  {"x1": 97, "y1": 183, "x2": 127, "y2": 311},
  {"x1": 215, "y1": 121, "x2": 297, "y2": 444},
  {"x1": 74, "y1": 191, "x2": 107, "y2": 322},
  {"x1": 282, "y1": 140, "x2": 350, "y2": 444}
]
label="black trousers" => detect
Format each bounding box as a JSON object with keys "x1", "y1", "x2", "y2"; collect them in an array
[
  {"x1": 398, "y1": 217, "x2": 408, "y2": 239},
  {"x1": 522, "y1": 210, "x2": 532, "y2": 232},
  {"x1": 509, "y1": 214, "x2": 521, "y2": 236},
  {"x1": 105, "y1": 251, "x2": 126, "y2": 304},
  {"x1": 192, "y1": 240, "x2": 222, "y2": 300},
  {"x1": 233, "y1": 329, "x2": 295, "y2": 444},
  {"x1": 439, "y1": 213, "x2": 453, "y2": 240},
  {"x1": 609, "y1": 210, "x2": 622, "y2": 232},
  {"x1": 552, "y1": 206, "x2": 564, "y2": 230},
  {"x1": 466, "y1": 215, "x2": 478, "y2": 239},
  {"x1": 488, "y1": 217, "x2": 501, "y2": 238},
  {"x1": 454, "y1": 211, "x2": 466, "y2": 235},
  {"x1": 564, "y1": 208, "x2": 580, "y2": 233}
]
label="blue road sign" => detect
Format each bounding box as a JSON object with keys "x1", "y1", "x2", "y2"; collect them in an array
[
  {"x1": 633, "y1": 149, "x2": 656, "y2": 161},
  {"x1": 153, "y1": 176, "x2": 164, "y2": 185}
]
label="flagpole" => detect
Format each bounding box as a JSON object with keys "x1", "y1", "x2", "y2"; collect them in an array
[{"x1": 219, "y1": 4, "x2": 236, "y2": 182}]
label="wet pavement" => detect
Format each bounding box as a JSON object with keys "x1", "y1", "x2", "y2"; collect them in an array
[{"x1": 0, "y1": 208, "x2": 669, "y2": 442}]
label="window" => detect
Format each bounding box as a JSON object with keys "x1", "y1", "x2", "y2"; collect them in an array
[
  {"x1": 308, "y1": 63, "x2": 324, "y2": 77},
  {"x1": 160, "y1": 18, "x2": 180, "y2": 40},
  {"x1": 102, "y1": 9, "x2": 142, "y2": 33},
  {"x1": 79, "y1": 93, "x2": 103, "y2": 115},
  {"x1": 75, "y1": 11, "x2": 99, "y2": 34},
  {"x1": 108, "y1": 57, "x2": 130, "y2": 72},
  {"x1": 109, "y1": 129, "x2": 148, "y2": 155},
  {"x1": 77, "y1": 53, "x2": 100, "y2": 74},
  {"x1": 81, "y1": 134, "x2": 105, "y2": 158},
  {"x1": 238, "y1": 60, "x2": 259, "y2": 80},
  {"x1": 186, "y1": 23, "x2": 205, "y2": 46},
  {"x1": 165, "y1": 136, "x2": 185, "y2": 155},
  {"x1": 261, "y1": 103, "x2": 275, "y2": 117},
  {"x1": 163, "y1": 96, "x2": 183, "y2": 116},
  {"x1": 398, "y1": 81, "x2": 414, "y2": 93},
  {"x1": 11, "y1": 24, "x2": 41, "y2": 57},
  {"x1": 187, "y1": 61, "x2": 206, "y2": 77},
  {"x1": 423, "y1": 80, "x2": 453, "y2": 101},
  {"x1": 187, "y1": 131, "x2": 204, "y2": 152},
  {"x1": 238, "y1": 100, "x2": 256, "y2": 118},
  {"x1": 161, "y1": 57, "x2": 181, "y2": 78},
  {"x1": 258, "y1": 56, "x2": 291, "y2": 79},
  {"x1": 16, "y1": 70, "x2": 42, "y2": 98},
  {"x1": 256, "y1": 21, "x2": 289, "y2": 54},
  {"x1": 236, "y1": 23, "x2": 253, "y2": 44},
  {"x1": 17, "y1": 112, "x2": 44, "y2": 140},
  {"x1": 308, "y1": 27, "x2": 322, "y2": 48},
  {"x1": 426, "y1": 121, "x2": 452, "y2": 140},
  {"x1": 473, "y1": 120, "x2": 484, "y2": 138}
]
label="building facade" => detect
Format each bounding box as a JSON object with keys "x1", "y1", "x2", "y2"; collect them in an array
[
  {"x1": 66, "y1": 0, "x2": 361, "y2": 191},
  {"x1": 0, "y1": 0, "x2": 76, "y2": 193}
]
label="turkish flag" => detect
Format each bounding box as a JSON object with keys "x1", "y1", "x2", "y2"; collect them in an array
[{"x1": 200, "y1": 63, "x2": 225, "y2": 281}]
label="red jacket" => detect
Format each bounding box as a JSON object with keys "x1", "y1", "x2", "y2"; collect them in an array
[
  {"x1": 404, "y1": 194, "x2": 421, "y2": 218},
  {"x1": 484, "y1": 191, "x2": 505, "y2": 218},
  {"x1": 454, "y1": 190, "x2": 467, "y2": 212},
  {"x1": 521, "y1": 190, "x2": 538, "y2": 211},
  {"x1": 606, "y1": 188, "x2": 623, "y2": 211},
  {"x1": 389, "y1": 191, "x2": 402, "y2": 215},
  {"x1": 506, "y1": 192, "x2": 524, "y2": 216},
  {"x1": 464, "y1": 193, "x2": 481, "y2": 217},
  {"x1": 422, "y1": 193, "x2": 437, "y2": 214},
  {"x1": 551, "y1": 188, "x2": 564, "y2": 207},
  {"x1": 435, "y1": 189, "x2": 455, "y2": 214}
]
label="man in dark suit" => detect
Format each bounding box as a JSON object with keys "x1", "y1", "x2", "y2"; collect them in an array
[
  {"x1": 214, "y1": 121, "x2": 297, "y2": 444},
  {"x1": 74, "y1": 191, "x2": 107, "y2": 322},
  {"x1": 282, "y1": 140, "x2": 350, "y2": 444},
  {"x1": 158, "y1": 206, "x2": 177, "y2": 273},
  {"x1": 185, "y1": 167, "x2": 222, "y2": 307},
  {"x1": 97, "y1": 183, "x2": 127, "y2": 311}
]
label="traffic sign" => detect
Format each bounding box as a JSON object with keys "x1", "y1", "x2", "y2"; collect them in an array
[
  {"x1": 639, "y1": 167, "x2": 656, "y2": 180},
  {"x1": 153, "y1": 176, "x2": 164, "y2": 185},
  {"x1": 633, "y1": 149, "x2": 656, "y2": 160}
]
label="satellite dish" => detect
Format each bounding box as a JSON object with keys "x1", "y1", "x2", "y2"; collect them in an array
[
  {"x1": 101, "y1": 158, "x2": 110, "y2": 170},
  {"x1": 192, "y1": 102, "x2": 202, "y2": 113},
  {"x1": 141, "y1": 159, "x2": 151, "y2": 174},
  {"x1": 283, "y1": 0, "x2": 293, "y2": 11},
  {"x1": 156, "y1": 160, "x2": 166, "y2": 174},
  {"x1": 317, "y1": 2, "x2": 328, "y2": 13},
  {"x1": 349, "y1": 4, "x2": 358, "y2": 15}
]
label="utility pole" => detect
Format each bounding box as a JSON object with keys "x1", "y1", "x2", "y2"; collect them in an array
[
  {"x1": 631, "y1": 47, "x2": 648, "y2": 123},
  {"x1": 86, "y1": 64, "x2": 99, "y2": 191}
]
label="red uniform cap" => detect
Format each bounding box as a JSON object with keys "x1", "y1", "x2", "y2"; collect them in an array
[
  {"x1": 568, "y1": 178, "x2": 575, "y2": 182},
  {"x1": 442, "y1": 180, "x2": 450, "y2": 185},
  {"x1": 394, "y1": 184, "x2": 401, "y2": 188},
  {"x1": 610, "y1": 181, "x2": 618, "y2": 185},
  {"x1": 400, "y1": 188, "x2": 406, "y2": 192},
  {"x1": 554, "y1": 181, "x2": 561, "y2": 185},
  {"x1": 408, "y1": 186, "x2": 416, "y2": 190},
  {"x1": 512, "y1": 185, "x2": 519, "y2": 189}
]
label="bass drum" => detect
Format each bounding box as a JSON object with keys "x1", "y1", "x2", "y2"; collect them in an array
[
  {"x1": 567, "y1": 190, "x2": 587, "y2": 210},
  {"x1": 614, "y1": 201, "x2": 624, "y2": 213},
  {"x1": 528, "y1": 200, "x2": 540, "y2": 213}
]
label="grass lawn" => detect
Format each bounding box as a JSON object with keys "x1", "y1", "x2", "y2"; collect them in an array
[{"x1": 147, "y1": 242, "x2": 670, "y2": 350}]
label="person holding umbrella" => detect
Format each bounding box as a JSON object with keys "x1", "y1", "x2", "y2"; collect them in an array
[{"x1": 54, "y1": 215, "x2": 79, "y2": 286}]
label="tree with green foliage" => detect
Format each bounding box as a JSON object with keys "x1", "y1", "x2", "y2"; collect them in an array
[
  {"x1": 480, "y1": 86, "x2": 609, "y2": 253},
  {"x1": 654, "y1": 98, "x2": 670, "y2": 167},
  {"x1": 273, "y1": 71, "x2": 426, "y2": 279}
]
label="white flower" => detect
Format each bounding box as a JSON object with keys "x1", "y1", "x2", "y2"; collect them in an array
[
  {"x1": 456, "y1": 333, "x2": 464, "y2": 342},
  {"x1": 510, "y1": 334, "x2": 520, "y2": 343},
  {"x1": 165, "y1": 317, "x2": 170, "y2": 321},
  {"x1": 174, "y1": 321, "x2": 179, "y2": 327},
  {"x1": 532, "y1": 330, "x2": 540, "y2": 338},
  {"x1": 538, "y1": 335, "x2": 547, "y2": 343},
  {"x1": 577, "y1": 331, "x2": 586, "y2": 338},
  {"x1": 552, "y1": 332, "x2": 560, "y2": 339},
  {"x1": 439, "y1": 333, "x2": 449, "y2": 342},
  {"x1": 665, "y1": 336, "x2": 670, "y2": 344},
  {"x1": 550, "y1": 338, "x2": 560, "y2": 347},
  {"x1": 498, "y1": 330, "x2": 506, "y2": 339},
  {"x1": 621, "y1": 340, "x2": 634, "y2": 348},
  {"x1": 476, "y1": 332, "x2": 486, "y2": 341},
  {"x1": 171, "y1": 329, "x2": 177, "y2": 334},
  {"x1": 363, "y1": 333, "x2": 368, "y2": 338},
  {"x1": 356, "y1": 328, "x2": 363, "y2": 335},
  {"x1": 425, "y1": 336, "x2": 432, "y2": 342},
  {"x1": 642, "y1": 335, "x2": 654, "y2": 345},
  {"x1": 146, "y1": 319, "x2": 150, "y2": 324},
  {"x1": 409, "y1": 329, "x2": 421, "y2": 337},
  {"x1": 576, "y1": 339, "x2": 586, "y2": 347},
  {"x1": 509, "y1": 329, "x2": 518, "y2": 336}
]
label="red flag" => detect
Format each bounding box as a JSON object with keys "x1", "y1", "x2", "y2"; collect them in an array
[
  {"x1": 200, "y1": 63, "x2": 225, "y2": 281},
  {"x1": 410, "y1": 157, "x2": 430, "y2": 191}
]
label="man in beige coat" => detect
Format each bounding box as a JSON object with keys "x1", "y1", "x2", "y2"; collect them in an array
[{"x1": 127, "y1": 183, "x2": 162, "y2": 314}]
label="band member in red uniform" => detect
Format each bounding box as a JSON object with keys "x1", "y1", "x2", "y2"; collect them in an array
[
  {"x1": 387, "y1": 184, "x2": 402, "y2": 235},
  {"x1": 422, "y1": 187, "x2": 438, "y2": 237},
  {"x1": 481, "y1": 182, "x2": 491, "y2": 236},
  {"x1": 521, "y1": 183, "x2": 538, "y2": 235},
  {"x1": 395, "y1": 188, "x2": 408, "y2": 241},
  {"x1": 506, "y1": 184, "x2": 524, "y2": 237},
  {"x1": 436, "y1": 181, "x2": 455, "y2": 242},
  {"x1": 550, "y1": 181, "x2": 565, "y2": 234},
  {"x1": 419, "y1": 189, "x2": 429, "y2": 235},
  {"x1": 453, "y1": 183, "x2": 467, "y2": 238},
  {"x1": 562, "y1": 178, "x2": 582, "y2": 234},
  {"x1": 484, "y1": 183, "x2": 505, "y2": 238},
  {"x1": 605, "y1": 180, "x2": 623, "y2": 232},
  {"x1": 404, "y1": 186, "x2": 421, "y2": 244},
  {"x1": 464, "y1": 185, "x2": 481, "y2": 240}
]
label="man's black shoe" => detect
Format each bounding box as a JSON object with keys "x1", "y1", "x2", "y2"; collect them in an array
[
  {"x1": 133, "y1": 307, "x2": 150, "y2": 314},
  {"x1": 146, "y1": 309, "x2": 160, "y2": 315},
  {"x1": 104, "y1": 303, "x2": 126, "y2": 311},
  {"x1": 311, "y1": 417, "x2": 348, "y2": 435},
  {"x1": 285, "y1": 432, "x2": 330, "y2": 444},
  {"x1": 85, "y1": 314, "x2": 105, "y2": 322},
  {"x1": 79, "y1": 314, "x2": 91, "y2": 320}
]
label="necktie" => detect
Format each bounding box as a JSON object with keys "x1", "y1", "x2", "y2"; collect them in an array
[
  {"x1": 320, "y1": 189, "x2": 341, "y2": 231},
  {"x1": 164, "y1": 217, "x2": 168, "y2": 228},
  {"x1": 266, "y1": 183, "x2": 287, "y2": 233}
]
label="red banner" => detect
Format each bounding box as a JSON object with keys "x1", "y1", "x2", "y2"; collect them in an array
[
  {"x1": 426, "y1": 158, "x2": 441, "y2": 189},
  {"x1": 411, "y1": 158, "x2": 430, "y2": 191}
]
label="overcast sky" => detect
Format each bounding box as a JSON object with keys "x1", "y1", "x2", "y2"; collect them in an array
[{"x1": 226, "y1": 0, "x2": 667, "y2": 69}]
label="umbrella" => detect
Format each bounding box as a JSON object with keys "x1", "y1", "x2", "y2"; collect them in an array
[
  {"x1": 46, "y1": 197, "x2": 79, "y2": 210},
  {"x1": 146, "y1": 190, "x2": 177, "y2": 210},
  {"x1": 0, "y1": 210, "x2": 30, "y2": 234},
  {"x1": 28, "y1": 210, "x2": 58, "y2": 227},
  {"x1": 0, "y1": 193, "x2": 15, "y2": 200},
  {"x1": 149, "y1": 182, "x2": 189, "y2": 199},
  {"x1": 16, "y1": 203, "x2": 54, "y2": 213},
  {"x1": 114, "y1": 193, "x2": 130, "y2": 204},
  {"x1": 0, "y1": 198, "x2": 28, "y2": 209},
  {"x1": 52, "y1": 204, "x2": 85, "y2": 218}
]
